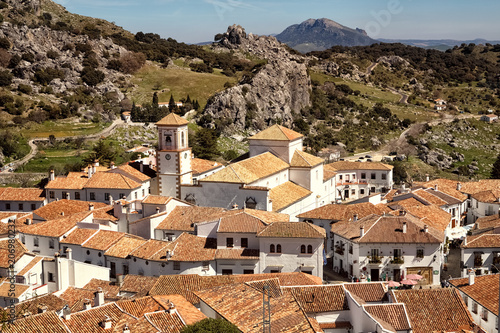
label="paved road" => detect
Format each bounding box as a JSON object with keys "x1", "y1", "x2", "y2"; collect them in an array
[
  {"x1": 386, "y1": 86, "x2": 409, "y2": 104},
  {"x1": 1, "y1": 118, "x2": 125, "y2": 173}
]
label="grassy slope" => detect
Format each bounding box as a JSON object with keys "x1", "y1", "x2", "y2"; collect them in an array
[{"x1": 23, "y1": 121, "x2": 108, "y2": 138}]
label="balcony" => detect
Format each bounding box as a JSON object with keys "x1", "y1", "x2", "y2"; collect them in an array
[
  {"x1": 368, "y1": 255, "x2": 384, "y2": 264},
  {"x1": 474, "y1": 257, "x2": 483, "y2": 268},
  {"x1": 335, "y1": 246, "x2": 344, "y2": 256},
  {"x1": 390, "y1": 257, "x2": 404, "y2": 265}
]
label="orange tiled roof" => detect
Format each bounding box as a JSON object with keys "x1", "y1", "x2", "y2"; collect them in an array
[
  {"x1": 343, "y1": 282, "x2": 388, "y2": 303},
  {"x1": 120, "y1": 275, "x2": 159, "y2": 297},
  {"x1": 364, "y1": 303, "x2": 411, "y2": 331},
  {"x1": 153, "y1": 294, "x2": 207, "y2": 325},
  {"x1": 460, "y1": 179, "x2": 500, "y2": 195},
  {"x1": 63, "y1": 302, "x2": 129, "y2": 333},
  {"x1": 142, "y1": 195, "x2": 173, "y2": 205},
  {"x1": 257, "y1": 221, "x2": 326, "y2": 239},
  {"x1": 297, "y1": 202, "x2": 385, "y2": 221},
  {"x1": 269, "y1": 181, "x2": 312, "y2": 212},
  {"x1": 104, "y1": 235, "x2": 146, "y2": 258},
  {"x1": 16, "y1": 256, "x2": 44, "y2": 276},
  {"x1": 412, "y1": 189, "x2": 448, "y2": 206},
  {"x1": 201, "y1": 152, "x2": 289, "y2": 184},
  {"x1": 474, "y1": 215, "x2": 500, "y2": 232},
  {"x1": 236, "y1": 208, "x2": 289, "y2": 223},
  {"x1": 115, "y1": 164, "x2": 150, "y2": 182},
  {"x1": 156, "y1": 206, "x2": 226, "y2": 231},
  {"x1": 0, "y1": 238, "x2": 28, "y2": 268},
  {"x1": 33, "y1": 199, "x2": 109, "y2": 221},
  {"x1": 191, "y1": 158, "x2": 223, "y2": 176},
  {"x1": 20, "y1": 212, "x2": 90, "y2": 237},
  {"x1": 217, "y1": 212, "x2": 268, "y2": 233},
  {"x1": 46, "y1": 172, "x2": 88, "y2": 190},
  {"x1": 326, "y1": 161, "x2": 393, "y2": 171},
  {"x1": 0, "y1": 281, "x2": 29, "y2": 298},
  {"x1": 462, "y1": 233, "x2": 500, "y2": 248},
  {"x1": 14, "y1": 293, "x2": 67, "y2": 317},
  {"x1": 323, "y1": 168, "x2": 337, "y2": 182},
  {"x1": 155, "y1": 112, "x2": 189, "y2": 126},
  {"x1": 248, "y1": 124, "x2": 303, "y2": 141},
  {"x1": 59, "y1": 287, "x2": 98, "y2": 312},
  {"x1": 82, "y1": 279, "x2": 120, "y2": 299},
  {"x1": 167, "y1": 233, "x2": 216, "y2": 262},
  {"x1": 84, "y1": 172, "x2": 141, "y2": 189},
  {"x1": 215, "y1": 248, "x2": 260, "y2": 260},
  {"x1": 283, "y1": 285, "x2": 348, "y2": 312},
  {"x1": 116, "y1": 296, "x2": 165, "y2": 318},
  {"x1": 0, "y1": 187, "x2": 45, "y2": 202},
  {"x1": 82, "y1": 230, "x2": 126, "y2": 251},
  {"x1": 130, "y1": 239, "x2": 173, "y2": 260},
  {"x1": 391, "y1": 289, "x2": 474, "y2": 333},
  {"x1": 1, "y1": 311, "x2": 68, "y2": 333},
  {"x1": 449, "y1": 274, "x2": 499, "y2": 315},
  {"x1": 60, "y1": 228, "x2": 99, "y2": 245},
  {"x1": 389, "y1": 200, "x2": 452, "y2": 233},
  {"x1": 290, "y1": 150, "x2": 324, "y2": 168},
  {"x1": 471, "y1": 189, "x2": 500, "y2": 204}
]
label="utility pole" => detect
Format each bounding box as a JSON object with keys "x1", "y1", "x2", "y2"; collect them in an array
[{"x1": 262, "y1": 285, "x2": 271, "y2": 333}]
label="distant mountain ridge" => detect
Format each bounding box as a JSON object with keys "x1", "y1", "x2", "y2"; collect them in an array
[
  {"x1": 275, "y1": 18, "x2": 376, "y2": 53},
  {"x1": 377, "y1": 38, "x2": 500, "y2": 51}
]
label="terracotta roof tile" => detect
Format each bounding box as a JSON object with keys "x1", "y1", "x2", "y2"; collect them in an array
[
  {"x1": 391, "y1": 288, "x2": 474, "y2": 333},
  {"x1": 297, "y1": 202, "x2": 385, "y2": 221},
  {"x1": 60, "y1": 228, "x2": 99, "y2": 245},
  {"x1": 389, "y1": 200, "x2": 452, "y2": 233},
  {"x1": 471, "y1": 189, "x2": 500, "y2": 204},
  {"x1": 130, "y1": 239, "x2": 172, "y2": 260},
  {"x1": 141, "y1": 195, "x2": 173, "y2": 205},
  {"x1": 155, "y1": 113, "x2": 189, "y2": 126},
  {"x1": 59, "y1": 287, "x2": 98, "y2": 312},
  {"x1": 217, "y1": 212, "x2": 268, "y2": 233},
  {"x1": 0, "y1": 238, "x2": 28, "y2": 268},
  {"x1": 114, "y1": 164, "x2": 150, "y2": 182},
  {"x1": 14, "y1": 293, "x2": 67, "y2": 317},
  {"x1": 191, "y1": 158, "x2": 223, "y2": 176},
  {"x1": 364, "y1": 303, "x2": 411, "y2": 331},
  {"x1": 201, "y1": 152, "x2": 289, "y2": 184},
  {"x1": 152, "y1": 294, "x2": 207, "y2": 325},
  {"x1": 112, "y1": 316, "x2": 159, "y2": 333},
  {"x1": 326, "y1": 161, "x2": 393, "y2": 171},
  {"x1": 46, "y1": 172, "x2": 88, "y2": 190},
  {"x1": 33, "y1": 200, "x2": 109, "y2": 221},
  {"x1": 149, "y1": 272, "x2": 322, "y2": 303},
  {"x1": 0, "y1": 187, "x2": 45, "y2": 202},
  {"x1": 458, "y1": 179, "x2": 500, "y2": 196},
  {"x1": 236, "y1": 208, "x2": 289, "y2": 223},
  {"x1": 63, "y1": 302, "x2": 128, "y2": 333},
  {"x1": 462, "y1": 233, "x2": 500, "y2": 248},
  {"x1": 257, "y1": 222, "x2": 326, "y2": 239},
  {"x1": 416, "y1": 179, "x2": 468, "y2": 201},
  {"x1": 16, "y1": 256, "x2": 44, "y2": 276},
  {"x1": 215, "y1": 248, "x2": 260, "y2": 260},
  {"x1": 116, "y1": 296, "x2": 164, "y2": 318},
  {"x1": 269, "y1": 181, "x2": 312, "y2": 212},
  {"x1": 144, "y1": 311, "x2": 185, "y2": 332},
  {"x1": 248, "y1": 124, "x2": 303, "y2": 141},
  {"x1": 323, "y1": 168, "x2": 337, "y2": 182},
  {"x1": 119, "y1": 275, "x2": 159, "y2": 297},
  {"x1": 156, "y1": 206, "x2": 226, "y2": 231},
  {"x1": 167, "y1": 233, "x2": 216, "y2": 262},
  {"x1": 104, "y1": 235, "x2": 146, "y2": 258},
  {"x1": 474, "y1": 215, "x2": 500, "y2": 232},
  {"x1": 20, "y1": 212, "x2": 90, "y2": 237},
  {"x1": 343, "y1": 282, "x2": 388, "y2": 303},
  {"x1": 84, "y1": 172, "x2": 141, "y2": 190},
  {"x1": 82, "y1": 230, "x2": 126, "y2": 251},
  {"x1": 0, "y1": 282, "x2": 30, "y2": 298},
  {"x1": 449, "y1": 274, "x2": 499, "y2": 315},
  {"x1": 290, "y1": 150, "x2": 324, "y2": 168},
  {"x1": 1, "y1": 311, "x2": 69, "y2": 333},
  {"x1": 412, "y1": 189, "x2": 448, "y2": 206},
  {"x1": 82, "y1": 279, "x2": 120, "y2": 299},
  {"x1": 284, "y1": 285, "x2": 349, "y2": 312}
]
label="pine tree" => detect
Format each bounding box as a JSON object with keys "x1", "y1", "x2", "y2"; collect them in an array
[
  {"x1": 152, "y1": 92, "x2": 159, "y2": 108},
  {"x1": 491, "y1": 154, "x2": 500, "y2": 179},
  {"x1": 186, "y1": 94, "x2": 191, "y2": 104},
  {"x1": 169, "y1": 94, "x2": 175, "y2": 112}
]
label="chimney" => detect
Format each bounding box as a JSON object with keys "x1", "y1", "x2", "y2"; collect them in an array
[
  {"x1": 468, "y1": 269, "x2": 475, "y2": 285},
  {"x1": 402, "y1": 221, "x2": 407, "y2": 233},
  {"x1": 116, "y1": 274, "x2": 124, "y2": 287},
  {"x1": 66, "y1": 192, "x2": 70, "y2": 200},
  {"x1": 87, "y1": 165, "x2": 92, "y2": 179},
  {"x1": 93, "y1": 159, "x2": 99, "y2": 167},
  {"x1": 426, "y1": 174, "x2": 429, "y2": 182},
  {"x1": 360, "y1": 226, "x2": 364, "y2": 238},
  {"x1": 89, "y1": 204, "x2": 94, "y2": 211},
  {"x1": 66, "y1": 248, "x2": 72, "y2": 260},
  {"x1": 424, "y1": 225, "x2": 428, "y2": 233},
  {"x1": 26, "y1": 218, "x2": 32, "y2": 225},
  {"x1": 94, "y1": 288, "x2": 104, "y2": 307},
  {"x1": 139, "y1": 161, "x2": 144, "y2": 173},
  {"x1": 399, "y1": 210, "x2": 406, "y2": 216},
  {"x1": 353, "y1": 214, "x2": 358, "y2": 222},
  {"x1": 166, "y1": 250, "x2": 171, "y2": 259},
  {"x1": 101, "y1": 315, "x2": 112, "y2": 329},
  {"x1": 109, "y1": 195, "x2": 113, "y2": 205},
  {"x1": 83, "y1": 299, "x2": 92, "y2": 310},
  {"x1": 49, "y1": 170, "x2": 55, "y2": 181},
  {"x1": 434, "y1": 184, "x2": 438, "y2": 191},
  {"x1": 63, "y1": 307, "x2": 71, "y2": 320},
  {"x1": 156, "y1": 207, "x2": 160, "y2": 214},
  {"x1": 37, "y1": 304, "x2": 48, "y2": 314},
  {"x1": 110, "y1": 162, "x2": 116, "y2": 170},
  {"x1": 123, "y1": 325, "x2": 130, "y2": 333},
  {"x1": 457, "y1": 182, "x2": 462, "y2": 191},
  {"x1": 232, "y1": 203, "x2": 238, "y2": 210},
  {"x1": 60, "y1": 212, "x2": 64, "y2": 216},
  {"x1": 167, "y1": 301, "x2": 177, "y2": 314}
]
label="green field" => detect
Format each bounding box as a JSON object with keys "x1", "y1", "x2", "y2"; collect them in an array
[
  {"x1": 23, "y1": 121, "x2": 108, "y2": 138},
  {"x1": 18, "y1": 149, "x2": 88, "y2": 174},
  {"x1": 131, "y1": 63, "x2": 238, "y2": 109}
]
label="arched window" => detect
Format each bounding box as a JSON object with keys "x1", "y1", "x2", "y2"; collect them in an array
[
  {"x1": 307, "y1": 245, "x2": 313, "y2": 254},
  {"x1": 300, "y1": 245, "x2": 306, "y2": 254},
  {"x1": 276, "y1": 244, "x2": 282, "y2": 253},
  {"x1": 270, "y1": 244, "x2": 275, "y2": 253},
  {"x1": 245, "y1": 197, "x2": 257, "y2": 209},
  {"x1": 184, "y1": 194, "x2": 196, "y2": 205},
  {"x1": 181, "y1": 132, "x2": 185, "y2": 147}
]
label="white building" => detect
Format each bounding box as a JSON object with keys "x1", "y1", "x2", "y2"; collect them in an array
[
  {"x1": 0, "y1": 188, "x2": 46, "y2": 212},
  {"x1": 461, "y1": 218, "x2": 500, "y2": 276},
  {"x1": 331, "y1": 212, "x2": 444, "y2": 285}
]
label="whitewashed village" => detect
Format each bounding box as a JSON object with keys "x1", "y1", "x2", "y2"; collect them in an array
[{"x1": 0, "y1": 112, "x2": 499, "y2": 333}]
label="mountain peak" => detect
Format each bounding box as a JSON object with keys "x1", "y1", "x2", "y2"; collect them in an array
[{"x1": 275, "y1": 18, "x2": 376, "y2": 53}]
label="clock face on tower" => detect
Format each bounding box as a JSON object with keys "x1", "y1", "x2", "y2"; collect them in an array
[{"x1": 165, "y1": 154, "x2": 171, "y2": 160}]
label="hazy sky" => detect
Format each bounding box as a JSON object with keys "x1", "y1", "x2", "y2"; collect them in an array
[{"x1": 52, "y1": 0, "x2": 500, "y2": 44}]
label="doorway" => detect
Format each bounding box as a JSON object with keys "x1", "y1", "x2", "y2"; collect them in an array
[{"x1": 370, "y1": 268, "x2": 379, "y2": 281}]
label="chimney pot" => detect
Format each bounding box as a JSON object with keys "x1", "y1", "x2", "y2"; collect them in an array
[
  {"x1": 360, "y1": 226, "x2": 365, "y2": 238},
  {"x1": 123, "y1": 325, "x2": 130, "y2": 333},
  {"x1": 424, "y1": 225, "x2": 428, "y2": 233},
  {"x1": 425, "y1": 174, "x2": 429, "y2": 182},
  {"x1": 94, "y1": 288, "x2": 104, "y2": 307},
  {"x1": 49, "y1": 170, "x2": 55, "y2": 181},
  {"x1": 402, "y1": 221, "x2": 407, "y2": 233},
  {"x1": 457, "y1": 182, "x2": 462, "y2": 191},
  {"x1": 66, "y1": 248, "x2": 72, "y2": 260},
  {"x1": 89, "y1": 204, "x2": 94, "y2": 211},
  {"x1": 468, "y1": 269, "x2": 475, "y2": 285},
  {"x1": 102, "y1": 315, "x2": 112, "y2": 329},
  {"x1": 434, "y1": 184, "x2": 438, "y2": 191},
  {"x1": 26, "y1": 218, "x2": 32, "y2": 225},
  {"x1": 37, "y1": 304, "x2": 48, "y2": 313},
  {"x1": 353, "y1": 214, "x2": 358, "y2": 222},
  {"x1": 156, "y1": 207, "x2": 160, "y2": 214}
]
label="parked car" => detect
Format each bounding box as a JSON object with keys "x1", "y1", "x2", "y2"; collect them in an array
[{"x1": 365, "y1": 155, "x2": 372, "y2": 158}]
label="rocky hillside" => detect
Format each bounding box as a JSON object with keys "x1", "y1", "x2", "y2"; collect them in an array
[
  {"x1": 275, "y1": 18, "x2": 376, "y2": 53},
  {"x1": 202, "y1": 25, "x2": 311, "y2": 134}
]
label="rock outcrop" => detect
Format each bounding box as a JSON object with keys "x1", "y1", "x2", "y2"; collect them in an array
[{"x1": 203, "y1": 25, "x2": 311, "y2": 134}]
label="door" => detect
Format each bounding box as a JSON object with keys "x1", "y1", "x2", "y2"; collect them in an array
[
  {"x1": 370, "y1": 268, "x2": 379, "y2": 281},
  {"x1": 393, "y1": 268, "x2": 401, "y2": 281},
  {"x1": 344, "y1": 190, "x2": 349, "y2": 199},
  {"x1": 110, "y1": 262, "x2": 116, "y2": 279}
]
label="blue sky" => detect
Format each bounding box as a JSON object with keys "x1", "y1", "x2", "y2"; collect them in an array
[{"x1": 52, "y1": 0, "x2": 500, "y2": 44}]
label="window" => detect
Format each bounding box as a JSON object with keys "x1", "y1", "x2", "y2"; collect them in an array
[
  {"x1": 165, "y1": 134, "x2": 172, "y2": 146},
  {"x1": 316, "y1": 170, "x2": 318, "y2": 180},
  {"x1": 62, "y1": 192, "x2": 67, "y2": 199},
  {"x1": 48, "y1": 272, "x2": 55, "y2": 282},
  {"x1": 360, "y1": 189, "x2": 365, "y2": 195},
  {"x1": 349, "y1": 244, "x2": 353, "y2": 254},
  {"x1": 89, "y1": 192, "x2": 96, "y2": 200},
  {"x1": 277, "y1": 244, "x2": 282, "y2": 253},
  {"x1": 270, "y1": 269, "x2": 281, "y2": 273},
  {"x1": 307, "y1": 245, "x2": 313, "y2": 254},
  {"x1": 244, "y1": 269, "x2": 254, "y2": 274},
  {"x1": 226, "y1": 238, "x2": 234, "y2": 248},
  {"x1": 18, "y1": 203, "x2": 23, "y2": 211},
  {"x1": 142, "y1": 189, "x2": 145, "y2": 197},
  {"x1": 241, "y1": 238, "x2": 248, "y2": 248},
  {"x1": 416, "y1": 248, "x2": 424, "y2": 258},
  {"x1": 222, "y1": 269, "x2": 233, "y2": 275},
  {"x1": 371, "y1": 173, "x2": 376, "y2": 180},
  {"x1": 370, "y1": 187, "x2": 376, "y2": 193},
  {"x1": 339, "y1": 175, "x2": 343, "y2": 181},
  {"x1": 361, "y1": 173, "x2": 366, "y2": 179},
  {"x1": 75, "y1": 192, "x2": 80, "y2": 200},
  {"x1": 104, "y1": 193, "x2": 110, "y2": 201},
  {"x1": 185, "y1": 194, "x2": 196, "y2": 205},
  {"x1": 123, "y1": 265, "x2": 129, "y2": 275},
  {"x1": 135, "y1": 192, "x2": 138, "y2": 200},
  {"x1": 49, "y1": 191, "x2": 55, "y2": 199},
  {"x1": 34, "y1": 237, "x2": 39, "y2": 247},
  {"x1": 463, "y1": 295, "x2": 468, "y2": 306},
  {"x1": 202, "y1": 261, "x2": 210, "y2": 271},
  {"x1": 181, "y1": 132, "x2": 185, "y2": 147},
  {"x1": 245, "y1": 197, "x2": 257, "y2": 209},
  {"x1": 164, "y1": 233, "x2": 174, "y2": 241},
  {"x1": 5, "y1": 203, "x2": 10, "y2": 210},
  {"x1": 31, "y1": 203, "x2": 36, "y2": 210},
  {"x1": 351, "y1": 189, "x2": 355, "y2": 195},
  {"x1": 381, "y1": 173, "x2": 387, "y2": 180},
  {"x1": 472, "y1": 302, "x2": 478, "y2": 314},
  {"x1": 49, "y1": 239, "x2": 54, "y2": 249},
  {"x1": 173, "y1": 262, "x2": 180, "y2": 270},
  {"x1": 119, "y1": 193, "x2": 125, "y2": 200},
  {"x1": 270, "y1": 244, "x2": 275, "y2": 253},
  {"x1": 21, "y1": 235, "x2": 25, "y2": 244},
  {"x1": 301, "y1": 245, "x2": 306, "y2": 254}
]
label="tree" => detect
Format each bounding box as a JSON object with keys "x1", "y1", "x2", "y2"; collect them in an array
[
  {"x1": 191, "y1": 128, "x2": 219, "y2": 160},
  {"x1": 152, "y1": 92, "x2": 159, "y2": 108},
  {"x1": 180, "y1": 318, "x2": 239, "y2": 333},
  {"x1": 491, "y1": 154, "x2": 500, "y2": 179},
  {"x1": 169, "y1": 94, "x2": 176, "y2": 112}
]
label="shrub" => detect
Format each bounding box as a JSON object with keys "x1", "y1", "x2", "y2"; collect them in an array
[
  {"x1": 0, "y1": 37, "x2": 9, "y2": 49},
  {"x1": 18, "y1": 84, "x2": 32, "y2": 94},
  {"x1": 46, "y1": 49, "x2": 59, "y2": 59},
  {"x1": 81, "y1": 66, "x2": 105, "y2": 86},
  {"x1": 0, "y1": 69, "x2": 12, "y2": 86},
  {"x1": 21, "y1": 52, "x2": 35, "y2": 63}
]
